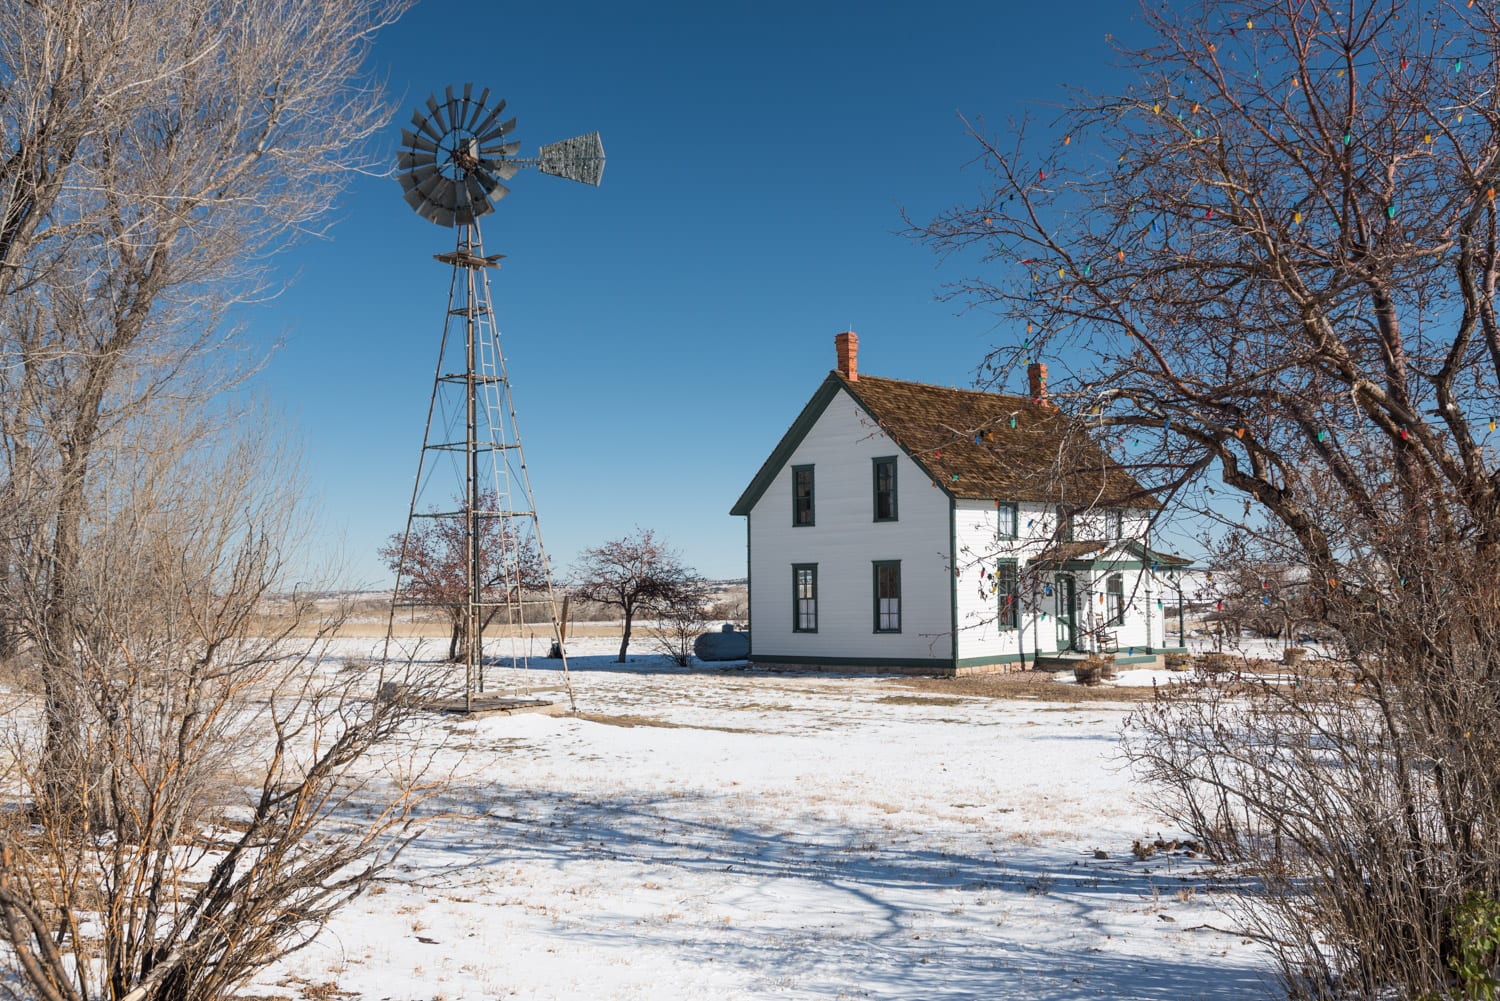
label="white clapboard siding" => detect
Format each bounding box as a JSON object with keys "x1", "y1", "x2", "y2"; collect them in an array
[{"x1": 748, "y1": 389, "x2": 951, "y2": 663}]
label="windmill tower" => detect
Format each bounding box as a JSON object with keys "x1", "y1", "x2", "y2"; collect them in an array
[{"x1": 384, "y1": 84, "x2": 604, "y2": 713}]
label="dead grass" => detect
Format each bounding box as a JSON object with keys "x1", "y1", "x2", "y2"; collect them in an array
[
  {"x1": 575, "y1": 713, "x2": 761, "y2": 735},
  {"x1": 890, "y1": 670, "x2": 1159, "y2": 703}
]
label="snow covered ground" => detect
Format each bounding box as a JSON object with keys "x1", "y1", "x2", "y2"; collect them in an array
[{"x1": 257, "y1": 636, "x2": 1276, "y2": 1000}]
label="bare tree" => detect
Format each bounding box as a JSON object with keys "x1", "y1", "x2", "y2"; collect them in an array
[
  {"x1": 571, "y1": 529, "x2": 696, "y2": 663},
  {"x1": 648, "y1": 574, "x2": 714, "y2": 667},
  {"x1": 0, "y1": 1, "x2": 436, "y2": 998},
  {"x1": 0, "y1": 407, "x2": 447, "y2": 1001},
  {"x1": 913, "y1": 1, "x2": 1500, "y2": 996},
  {"x1": 379, "y1": 492, "x2": 548, "y2": 662},
  {"x1": 0, "y1": 0, "x2": 408, "y2": 817}
]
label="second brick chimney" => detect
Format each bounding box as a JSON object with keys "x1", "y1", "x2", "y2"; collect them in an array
[
  {"x1": 835, "y1": 330, "x2": 859, "y2": 381},
  {"x1": 1027, "y1": 362, "x2": 1048, "y2": 404}
]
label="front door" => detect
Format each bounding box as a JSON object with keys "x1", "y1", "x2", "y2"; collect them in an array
[{"x1": 1055, "y1": 575, "x2": 1077, "y2": 651}]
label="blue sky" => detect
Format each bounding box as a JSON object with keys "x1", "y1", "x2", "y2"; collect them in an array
[{"x1": 260, "y1": 0, "x2": 1151, "y2": 585}]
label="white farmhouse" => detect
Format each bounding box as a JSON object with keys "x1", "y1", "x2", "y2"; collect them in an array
[{"x1": 730, "y1": 332, "x2": 1191, "y2": 675}]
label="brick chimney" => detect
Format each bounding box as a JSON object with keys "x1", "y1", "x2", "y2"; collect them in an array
[
  {"x1": 835, "y1": 330, "x2": 859, "y2": 381},
  {"x1": 1027, "y1": 362, "x2": 1047, "y2": 403}
]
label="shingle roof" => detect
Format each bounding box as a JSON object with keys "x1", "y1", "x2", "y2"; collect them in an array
[
  {"x1": 836, "y1": 373, "x2": 1153, "y2": 507},
  {"x1": 730, "y1": 371, "x2": 1156, "y2": 516}
]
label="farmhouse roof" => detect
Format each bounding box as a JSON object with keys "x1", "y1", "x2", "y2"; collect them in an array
[
  {"x1": 1030, "y1": 539, "x2": 1194, "y2": 569},
  {"x1": 730, "y1": 371, "x2": 1156, "y2": 516}
]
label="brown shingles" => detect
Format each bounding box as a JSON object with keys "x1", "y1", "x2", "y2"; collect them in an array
[{"x1": 837, "y1": 373, "x2": 1153, "y2": 508}]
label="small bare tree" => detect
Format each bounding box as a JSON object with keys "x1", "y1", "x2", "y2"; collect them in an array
[
  {"x1": 571, "y1": 529, "x2": 697, "y2": 663},
  {"x1": 648, "y1": 574, "x2": 714, "y2": 667},
  {"x1": 379, "y1": 492, "x2": 548, "y2": 662}
]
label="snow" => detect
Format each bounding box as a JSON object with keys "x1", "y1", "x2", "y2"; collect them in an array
[{"x1": 255, "y1": 636, "x2": 1276, "y2": 1000}]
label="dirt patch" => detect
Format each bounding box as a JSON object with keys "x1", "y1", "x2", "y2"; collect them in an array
[
  {"x1": 888, "y1": 670, "x2": 1159, "y2": 703},
  {"x1": 575, "y1": 713, "x2": 761, "y2": 735},
  {"x1": 874, "y1": 695, "x2": 971, "y2": 707}
]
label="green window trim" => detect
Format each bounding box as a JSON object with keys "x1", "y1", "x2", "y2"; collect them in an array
[
  {"x1": 1106, "y1": 572, "x2": 1125, "y2": 626},
  {"x1": 995, "y1": 559, "x2": 1019, "y2": 630},
  {"x1": 793, "y1": 563, "x2": 818, "y2": 633},
  {"x1": 873, "y1": 560, "x2": 902, "y2": 633},
  {"x1": 792, "y1": 464, "x2": 815, "y2": 526},
  {"x1": 995, "y1": 501, "x2": 1018, "y2": 539},
  {"x1": 873, "y1": 456, "x2": 898, "y2": 522}
]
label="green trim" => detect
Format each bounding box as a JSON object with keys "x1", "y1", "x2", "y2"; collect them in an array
[
  {"x1": 872, "y1": 455, "x2": 898, "y2": 522},
  {"x1": 792, "y1": 563, "x2": 818, "y2": 633},
  {"x1": 873, "y1": 560, "x2": 902, "y2": 633},
  {"x1": 745, "y1": 518, "x2": 753, "y2": 659},
  {"x1": 949, "y1": 497, "x2": 959, "y2": 665},
  {"x1": 751, "y1": 654, "x2": 954, "y2": 669},
  {"x1": 730, "y1": 375, "x2": 843, "y2": 516},
  {"x1": 995, "y1": 558, "x2": 1019, "y2": 630},
  {"x1": 955, "y1": 653, "x2": 1028, "y2": 668},
  {"x1": 791, "y1": 464, "x2": 815, "y2": 526},
  {"x1": 729, "y1": 374, "x2": 958, "y2": 518},
  {"x1": 996, "y1": 500, "x2": 1018, "y2": 539}
]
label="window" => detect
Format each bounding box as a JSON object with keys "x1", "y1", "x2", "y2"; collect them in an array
[
  {"x1": 1106, "y1": 573, "x2": 1124, "y2": 626},
  {"x1": 995, "y1": 501, "x2": 1018, "y2": 539},
  {"x1": 995, "y1": 560, "x2": 1019, "y2": 630},
  {"x1": 873, "y1": 456, "x2": 898, "y2": 522},
  {"x1": 793, "y1": 564, "x2": 818, "y2": 632},
  {"x1": 1105, "y1": 508, "x2": 1124, "y2": 542},
  {"x1": 873, "y1": 561, "x2": 902, "y2": 633},
  {"x1": 792, "y1": 465, "x2": 815, "y2": 526},
  {"x1": 1058, "y1": 505, "x2": 1074, "y2": 542}
]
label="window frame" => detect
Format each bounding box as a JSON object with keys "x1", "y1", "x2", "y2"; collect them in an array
[
  {"x1": 1058, "y1": 504, "x2": 1075, "y2": 542},
  {"x1": 995, "y1": 501, "x2": 1018, "y2": 539},
  {"x1": 872, "y1": 560, "x2": 902, "y2": 633},
  {"x1": 995, "y1": 559, "x2": 1019, "y2": 630},
  {"x1": 792, "y1": 464, "x2": 815, "y2": 527},
  {"x1": 872, "y1": 456, "x2": 898, "y2": 522},
  {"x1": 1106, "y1": 572, "x2": 1125, "y2": 626},
  {"x1": 1105, "y1": 507, "x2": 1124, "y2": 542},
  {"x1": 793, "y1": 563, "x2": 818, "y2": 633}
]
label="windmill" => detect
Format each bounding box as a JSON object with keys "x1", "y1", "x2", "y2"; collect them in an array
[{"x1": 384, "y1": 84, "x2": 603, "y2": 713}]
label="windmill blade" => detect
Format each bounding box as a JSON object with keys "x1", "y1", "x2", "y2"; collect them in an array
[
  {"x1": 398, "y1": 163, "x2": 439, "y2": 195},
  {"x1": 401, "y1": 128, "x2": 440, "y2": 154},
  {"x1": 472, "y1": 166, "x2": 510, "y2": 201},
  {"x1": 424, "y1": 93, "x2": 450, "y2": 136},
  {"x1": 411, "y1": 108, "x2": 443, "y2": 143},
  {"x1": 478, "y1": 158, "x2": 521, "y2": 181},
  {"x1": 476, "y1": 116, "x2": 517, "y2": 145},
  {"x1": 397, "y1": 150, "x2": 438, "y2": 171},
  {"x1": 538, "y1": 131, "x2": 606, "y2": 186},
  {"x1": 469, "y1": 98, "x2": 509, "y2": 142},
  {"x1": 452, "y1": 172, "x2": 473, "y2": 217},
  {"x1": 465, "y1": 86, "x2": 491, "y2": 131},
  {"x1": 445, "y1": 85, "x2": 462, "y2": 138},
  {"x1": 478, "y1": 140, "x2": 521, "y2": 158}
]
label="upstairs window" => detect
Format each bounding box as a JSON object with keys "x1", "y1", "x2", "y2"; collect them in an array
[
  {"x1": 995, "y1": 501, "x2": 1018, "y2": 539},
  {"x1": 1105, "y1": 508, "x2": 1124, "y2": 542},
  {"x1": 792, "y1": 465, "x2": 815, "y2": 526},
  {"x1": 873, "y1": 456, "x2": 898, "y2": 522},
  {"x1": 1106, "y1": 573, "x2": 1125, "y2": 626},
  {"x1": 873, "y1": 561, "x2": 902, "y2": 633},
  {"x1": 793, "y1": 564, "x2": 818, "y2": 632},
  {"x1": 995, "y1": 560, "x2": 1019, "y2": 630},
  {"x1": 1058, "y1": 505, "x2": 1075, "y2": 542}
]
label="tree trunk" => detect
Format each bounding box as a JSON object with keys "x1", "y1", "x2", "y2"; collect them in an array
[
  {"x1": 618, "y1": 605, "x2": 632, "y2": 663},
  {"x1": 448, "y1": 618, "x2": 463, "y2": 663}
]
